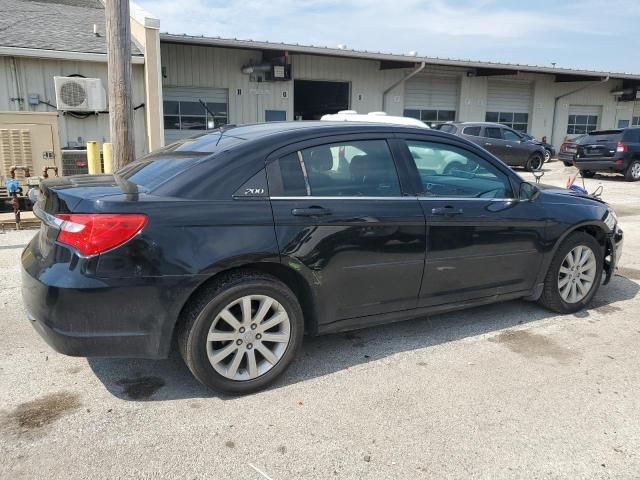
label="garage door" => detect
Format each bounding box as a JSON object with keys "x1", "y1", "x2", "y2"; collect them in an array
[
  {"x1": 404, "y1": 75, "x2": 459, "y2": 126},
  {"x1": 485, "y1": 80, "x2": 532, "y2": 132},
  {"x1": 567, "y1": 105, "x2": 601, "y2": 135},
  {"x1": 163, "y1": 87, "x2": 228, "y2": 144}
]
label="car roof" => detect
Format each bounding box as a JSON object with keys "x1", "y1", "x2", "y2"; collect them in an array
[{"x1": 151, "y1": 121, "x2": 444, "y2": 156}]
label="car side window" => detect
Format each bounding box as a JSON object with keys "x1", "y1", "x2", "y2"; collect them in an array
[
  {"x1": 462, "y1": 126, "x2": 481, "y2": 136},
  {"x1": 484, "y1": 127, "x2": 502, "y2": 139},
  {"x1": 266, "y1": 152, "x2": 308, "y2": 196},
  {"x1": 502, "y1": 129, "x2": 521, "y2": 141},
  {"x1": 299, "y1": 140, "x2": 401, "y2": 197},
  {"x1": 406, "y1": 141, "x2": 514, "y2": 199}
]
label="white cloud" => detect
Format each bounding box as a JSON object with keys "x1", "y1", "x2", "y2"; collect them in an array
[{"x1": 137, "y1": 0, "x2": 640, "y2": 71}]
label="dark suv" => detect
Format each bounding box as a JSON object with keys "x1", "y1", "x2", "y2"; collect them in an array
[
  {"x1": 22, "y1": 122, "x2": 623, "y2": 394},
  {"x1": 438, "y1": 122, "x2": 546, "y2": 171},
  {"x1": 574, "y1": 128, "x2": 640, "y2": 181}
]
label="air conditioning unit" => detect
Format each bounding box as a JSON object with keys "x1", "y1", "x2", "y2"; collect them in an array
[{"x1": 54, "y1": 76, "x2": 107, "y2": 112}]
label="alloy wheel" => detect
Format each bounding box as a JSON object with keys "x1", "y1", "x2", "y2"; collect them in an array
[
  {"x1": 206, "y1": 295, "x2": 291, "y2": 381},
  {"x1": 557, "y1": 245, "x2": 597, "y2": 304},
  {"x1": 544, "y1": 150, "x2": 551, "y2": 162},
  {"x1": 632, "y1": 162, "x2": 640, "y2": 180}
]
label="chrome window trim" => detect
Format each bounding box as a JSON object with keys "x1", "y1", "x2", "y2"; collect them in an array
[
  {"x1": 270, "y1": 196, "x2": 517, "y2": 202},
  {"x1": 296, "y1": 150, "x2": 311, "y2": 196}
]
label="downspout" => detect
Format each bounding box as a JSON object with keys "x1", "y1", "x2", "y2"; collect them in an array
[
  {"x1": 550, "y1": 74, "x2": 610, "y2": 146},
  {"x1": 382, "y1": 61, "x2": 426, "y2": 112}
]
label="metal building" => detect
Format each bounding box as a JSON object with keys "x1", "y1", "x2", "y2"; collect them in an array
[{"x1": 159, "y1": 35, "x2": 640, "y2": 151}]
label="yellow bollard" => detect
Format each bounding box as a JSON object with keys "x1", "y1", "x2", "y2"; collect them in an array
[
  {"x1": 86, "y1": 141, "x2": 100, "y2": 175},
  {"x1": 102, "y1": 142, "x2": 113, "y2": 173}
]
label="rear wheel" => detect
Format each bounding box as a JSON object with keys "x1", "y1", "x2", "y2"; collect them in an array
[
  {"x1": 624, "y1": 160, "x2": 640, "y2": 182},
  {"x1": 538, "y1": 232, "x2": 603, "y2": 313},
  {"x1": 178, "y1": 271, "x2": 304, "y2": 394},
  {"x1": 526, "y1": 153, "x2": 543, "y2": 171},
  {"x1": 580, "y1": 170, "x2": 596, "y2": 178}
]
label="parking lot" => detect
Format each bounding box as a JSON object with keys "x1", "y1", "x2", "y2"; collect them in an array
[{"x1": 1, "y1": 161, "x2": 639, "y2": 479}]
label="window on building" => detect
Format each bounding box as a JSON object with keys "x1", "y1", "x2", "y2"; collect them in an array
[
  {"x1": 485, "y1": 112, "x2": 529, "y2": 132},
  {"x1": 632, "y1": 116, "x2": 640, "y2": 126},
  {"x1": 404, "y1": 109, "x2": 456, "y2": 127},
  {"x1": 265, "y1": 110, "x2": 287, "y2": 122},
  {"x1": 567, "y1": 114, "x2": 598, "y2": 134},
  {"x1": 163, "y1": 100, "x2": 228, "y2": 131}
]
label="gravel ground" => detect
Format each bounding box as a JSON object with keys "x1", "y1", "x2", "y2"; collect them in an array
[{"x1": 1, "y1": 161, "x2": 639, "y2": 479}]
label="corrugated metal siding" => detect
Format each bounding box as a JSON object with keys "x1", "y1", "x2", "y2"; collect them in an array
[
  {"x1": 487, "y1": 79, "x2": 532, "y2": 113},
  {"x1": 568, "y1": 105, "x2": 601, "y2": 116},
  {"x1": 0, "y1": 56, "x2": 147, "y2": 156},
  {"x1": 404, "y1": 75, "x2": 459, "y2": 110}
]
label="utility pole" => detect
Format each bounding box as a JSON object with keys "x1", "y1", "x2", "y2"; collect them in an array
[{"x1": 104, "y1": 0, "x2": 135, "y2": 170}]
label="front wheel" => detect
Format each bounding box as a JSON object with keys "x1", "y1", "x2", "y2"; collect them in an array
[
  {"x1": 544, "y1": 149, "x2": 551, "y2": 163},
  {"x1": 526, "y1": 153, "x2": 543, "y2": 172},
  {"x1": 580, "y1": 170, "x2": 596, "y2": 178},
  {"x1": 178, "y1": 271, "x2": 304, "y2": 394},
  {"x1": 563, "y1": 161, "x2": 574, "y2": 167},
  {"x1": 538, "y1": 232, "x2": 603, "y2": 313},
  {"x1": 625, "y1": 160, "x2": 640, "y2": 182}
]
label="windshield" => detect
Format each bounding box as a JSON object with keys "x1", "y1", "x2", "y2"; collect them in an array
[{"x1": 579, "y1": 131, "x2": 623, "y2": 144}]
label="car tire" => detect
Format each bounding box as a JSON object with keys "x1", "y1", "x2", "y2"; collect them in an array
[
  {"x1": 177, "y1": 270, "x2": 304, "y2": 394},
  {"x1": 526, "y1": 153, "x2": 543, "y2": 171},
  {"x1": 538, "y1": 231, "x2": 603, "y2": 314},
  {"x1": 543, "y1": 149, "x2": 551, "y2": 163},
  {"x1": 580, "y1": 170, "x2": 596, "y2": 178},
  {"x1": 563, "y1": 161, "x2": 573, "y2": 167},
  {"x1": 624, "y1": 160, "x2": 640, "y2": 182}
]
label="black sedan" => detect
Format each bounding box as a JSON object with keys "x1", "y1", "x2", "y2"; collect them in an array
[{"x1": 22, "y1": 122, "x2": 623, "y2": 394}]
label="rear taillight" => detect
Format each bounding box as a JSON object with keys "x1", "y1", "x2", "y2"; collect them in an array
[
  {"x1": 560, "y1": 142, "x2": 567, "y2": 151},
  {"x1": 55, "y1": 213, "x2": 147, "y2": 256},
  {"x1": 616, "y1": 141, "x2": 628, "y2": 153}
]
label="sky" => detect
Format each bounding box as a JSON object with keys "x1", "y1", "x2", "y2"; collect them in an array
[{"x1": 137, "y1": 0, "x2": 640, "y2": 74}]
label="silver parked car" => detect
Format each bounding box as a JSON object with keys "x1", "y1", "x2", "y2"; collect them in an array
[{"x1": 437, "y1": 122, "x2": 546, "y2": 171}]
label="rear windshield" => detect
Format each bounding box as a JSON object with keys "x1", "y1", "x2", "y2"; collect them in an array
[
  {"x1": 579, "y1": 130, "x2": 623, "y2": 144},
  {"x1": 116, "y1": 156, "x2": 204, "y2": 190},
  {"x1": 438, "y1": 124, "x2": 457, "y2": 133}
]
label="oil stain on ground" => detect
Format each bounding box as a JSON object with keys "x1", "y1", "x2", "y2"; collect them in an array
[
  {"x1": 0, "y1": 391, "x2": 81, "y2": 436},
  {"x1": 490, "y1": 330, "x2": 577, "y2": 363},
  {"x1": 116, "y1": 376, "x2": 165, "y2": 400}
]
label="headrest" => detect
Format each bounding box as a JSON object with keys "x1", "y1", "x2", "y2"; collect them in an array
[
  {"x1": 349, "y1": 155, "x2": 368, "y2": 179},
  {"x1": 307, "y1": 148, "x2": 334, "y2": 172}
]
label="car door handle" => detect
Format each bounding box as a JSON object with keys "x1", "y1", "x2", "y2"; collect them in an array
[
  {"x1": 431, "y1": 206, "x2": 464, "y2": 216},
  {"x1": 291, "y1": 206, "x2": 332, "y2": 216},
  {"x1": 484, "y1": 142, "x2": 492, "y2": 146},
  {"x1": 506, "y1": 144, "x2": 513, "y2": 148}
]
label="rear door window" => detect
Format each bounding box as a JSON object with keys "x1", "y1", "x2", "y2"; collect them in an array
[
  {"x1": 623, "y1": 129, "x2": 640, "y2": 143},
  {"x1": 484, "y1": 127, "x2": 503, "y2": 139},
  {"x1": 462, "y1": 126, "x2": 481, "y2": 136},
  {"x1": 300, "y1": 140, "x2": 401, "y2": 197}
]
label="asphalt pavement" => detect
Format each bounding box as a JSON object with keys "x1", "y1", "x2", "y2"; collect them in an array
[{"x1": 1, "y1": 161, "x2": 639, "y2": 479}]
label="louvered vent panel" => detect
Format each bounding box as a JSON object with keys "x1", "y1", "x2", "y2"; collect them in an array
[{"x1": 0, "y1": 129, "x2": 33, "y2": 182}]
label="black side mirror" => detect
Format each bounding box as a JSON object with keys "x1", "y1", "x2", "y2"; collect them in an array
[{"x1": 519, "y1": 181, "x2": 538, "y2": 201}]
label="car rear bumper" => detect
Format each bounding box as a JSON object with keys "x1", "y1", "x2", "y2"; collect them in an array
[
  {"x1": 558, "y1": 152, "x2": 575, "y2": 163},
  {"x1": 21, "y1": 243, "x2": 201, "y2": 359},
  {"x1": 575, "y1": 158, "x2": 625, "y2": 172}
]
